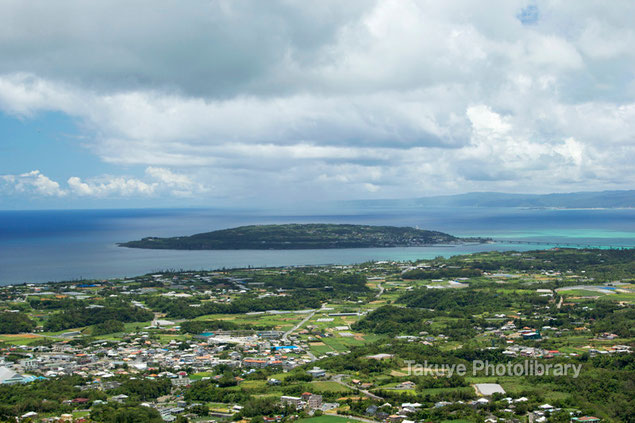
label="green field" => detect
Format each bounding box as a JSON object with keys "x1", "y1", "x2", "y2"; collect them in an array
[
  {"x1": 559, "y1": 289, "x2": 608, "y2": 297},
  {"x1": 193, "y1": 312, "x2": 306, "y2": 331},
  {"x1": 308, "y1": 341, "x2": 334, "y2": 356},
  {"x1": 0, "y1": 334, "x2": 43, "y2": 345},
  {"x1": 420, "y1": 386, "x2": 474, "y2": 395},
  {"x1": 189, "y1": 371, "x2": 214, "y2": 381},
  {"x1": 309, "y1": 381, "x2": 353, "y2": 393},
  {"x1": 320, "y1": 334, "x2": 382, "y2": 352}
]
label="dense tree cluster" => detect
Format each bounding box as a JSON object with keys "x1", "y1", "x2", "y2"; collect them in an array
[
  {"x1": 144, "y1": 291, "x2": 321, "y2": 319},
  {"x1": 44, "y1": 300, "x2": 153, "y2": 331},
  {"x1": 28, "y1": 297, "x2": 77, "y2": 310},
  {"x1": 91, "y1": 319, "x2": 125, "y2": 335},
  {"x1": 352, "y1": 305, "x2": 434, "y2": 334},
  {"x1": 90, "y1": 404, "x2": 163, "y2": 423},
  {"x1": 399, "y1": 287, "x2": 548, "y2": 313},
  {"x1": 112, "y1": 378, "x2": 172, "y2": 401},
  {"x1": 179, "y1": 319, "x2": 240, "y2": 333},
  {"x1": 255, "y1": 271, "x2": 370, "y2": 294},
  {"x1": 184, "y1": 379, "x2": 250, "y2": 404},
  {"x1": 0, "y1": 312, "x2": 36, "y2": 334},
  {"x1": 402, "y1": 267, "x2": 482, "y2": 280},
  {"x1": 443, "y1": 248, "x2": 635, "y2": 281},
  {"x1": 0, "y1": 376, "x2": 103, "y2": 418},
  {"x1": 524, "y1": 367, "x2": 635, "y2": 422},
  {"x1": 590, "y1": 307, "x2": 635, "y2": 338}
]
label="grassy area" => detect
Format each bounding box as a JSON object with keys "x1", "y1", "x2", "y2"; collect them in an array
[
  {"x1": 123, "y1": 321, "x2": 154, "y2": 331},
  {"x1": 465, "y1": 376, "x2": 571, "y2": 402},
  {"x1": 309, "y1": 381, "x2": 353, "y2": 393},
  {"x1": 319, "y1": 334, "x2": 382, "y2": 352},
  {"x1": 420, "y1": 386, "x2": 474, "y2": 395},
  {"x1": 559, "y1": 289, "x2": 610, "y2": 297},
  {"x1": 190, "y1": 371, "x2": 214, "y2": 381},
  {"x1": 157, "y1": 334, "x2": 190, "y2": 343},
  {"x1": 240, "y1": 380, "x2": 268, "y2": 390},
  {"x1": 207, "y1": 402, "x2": 231, "y2": 413},
  {"x1": 193, "y1": 312, "x2": 307, "y2": 331},
  {"x1": 0, "y1": 333, "x2": 44, "y2": 345},
  {"x1": 72, "y1": 411, "x2": 91, "y2": 418},
  {"x1": 308, "y1": 341, "x2": 334, "y2": 356},
  {"x1": 598, "y1": 291, "x2": 635, "y2": 303}
]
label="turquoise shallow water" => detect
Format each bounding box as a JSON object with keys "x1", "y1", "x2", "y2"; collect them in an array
[
  {"x1": 476, "y1": 229, "x2": 635, "y2": 239},
  {"x1": 1, "y1": 207, "x2": 633, "y2": 284}
]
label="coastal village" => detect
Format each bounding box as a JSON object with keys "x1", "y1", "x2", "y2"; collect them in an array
[{"x1": 0, "y1": 249, "x2": 633, "y2": 423}]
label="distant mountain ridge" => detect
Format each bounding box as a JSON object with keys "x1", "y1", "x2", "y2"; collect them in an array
[
  {"x1": 119, "y1": 223, "x2": 483, "y2": 250},
  {"x1": 346, "y1": 190, "x2": 635, "y2": 209}
]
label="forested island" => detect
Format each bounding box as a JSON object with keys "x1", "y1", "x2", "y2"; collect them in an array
[{"x1": 119, "y1": 223, "x2": 483, "y2": 250}]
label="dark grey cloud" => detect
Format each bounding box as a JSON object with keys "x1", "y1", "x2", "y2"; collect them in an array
[{"x1": 0, "y1": 0, "x2": 373, "y2": 97}]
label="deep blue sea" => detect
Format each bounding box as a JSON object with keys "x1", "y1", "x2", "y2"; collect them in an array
[{"x1": 1, "y1": 207, "x2": 634, "y2": 284}]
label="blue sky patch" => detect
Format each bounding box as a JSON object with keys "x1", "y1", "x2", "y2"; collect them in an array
[{"x1": 517, "y1": 4, "x2": 539, "y2": 25}]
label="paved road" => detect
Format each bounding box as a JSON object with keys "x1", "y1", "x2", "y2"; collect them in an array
[
  {"x1": 332, "y1": 414, "x2": 377, "y2": 423},
  {"x1": 282, "y1": 308, "x2": 319, "y2": 343},
  {"x1": 281, "y1": 307, "x2": 324, "y2": 361},
  {"x1": 331, "y1": 374, "x2": 383, "y2": 401},
  {"x1": 375, "y1": 282, "x2": 384, "y2": 299}
]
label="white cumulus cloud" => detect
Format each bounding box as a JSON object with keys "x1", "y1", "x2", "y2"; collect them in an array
[
  {"x1": 2, "y1": 167, "x2": 204, "y2": 199},
  {"x1": 1, "y1": 170, "x2": 67, "y2": 197},
  {"x1": 67, "y1": 175, "x2": 156, "y2": 197}
]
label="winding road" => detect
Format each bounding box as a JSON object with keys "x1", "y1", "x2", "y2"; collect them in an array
[{"x1": 375, "y1": 282, "x2": 384, "y2": 298}]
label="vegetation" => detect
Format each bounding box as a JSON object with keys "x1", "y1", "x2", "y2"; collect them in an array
[
  {"x1": 402, "y1": 267, "x2": 482, "y2": 280},
  {"x1": 0, "y1": 376, "x2": 95, "y2": 418},
  {"x1": 119, "y1": 223, "x2": 475, "y2": 250},
  {"x1": 113, "y1": 379, "x2": 172, "y2": 401},
  {"x1": 91, "y1": 319, "x2": 125, "y2": 335},
  {"x1": 90, "y1": 404, "x2": 163, "y2": 423},
  {"x1": 0, "y1": 247, "x2": 632, "y2": 422},
  {"x1": 0, "y1": 312, "x2": 36, "y2": 333},
  {"x1": 43, "y1": 300, "x2": 153, "y2": 331},
  {"x1": 144, "y1": 291, "x2": 321, "y2": 319}
]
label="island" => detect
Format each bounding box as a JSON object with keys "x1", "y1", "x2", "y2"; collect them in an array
[{"x1": 118, "y1": 223, "x2": 485, "y2": 250}]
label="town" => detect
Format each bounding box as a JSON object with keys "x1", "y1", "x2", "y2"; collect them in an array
[{"x1": 0, "y1": 248, "x2": 633, "y2": 423}]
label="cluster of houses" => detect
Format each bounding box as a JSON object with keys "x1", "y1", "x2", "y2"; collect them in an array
[
  {"x1": 0, "y1": 325, "x2": 324, "y2": 383},
  {"x1": 373, "y1": 392, "x2": 602, "y2": 423},
  {"x1": 280, "y1": 392, "x2": 324, "y2": 410}
]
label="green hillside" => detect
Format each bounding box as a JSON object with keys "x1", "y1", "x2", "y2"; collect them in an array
[{"x1": 119, "y1": 223, "x2": 478, "y2": 250}]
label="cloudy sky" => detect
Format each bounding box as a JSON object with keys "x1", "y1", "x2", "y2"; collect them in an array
[{"x1": 1, "y1": 0, "x2": 633, "y2": 209}]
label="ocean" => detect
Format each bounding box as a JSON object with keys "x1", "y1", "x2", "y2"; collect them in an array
[{"x1": 1, "y1": 207, "x2": 634, "y2": 285}]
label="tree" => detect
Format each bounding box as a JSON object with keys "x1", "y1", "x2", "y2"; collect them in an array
[{"x1": 0, "y1": 312, "x2": 36, "y2": 334}]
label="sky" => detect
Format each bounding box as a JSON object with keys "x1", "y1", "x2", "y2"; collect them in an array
[{"x1": 0, "y1": 0, "x2": 634, "y2": 209}]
